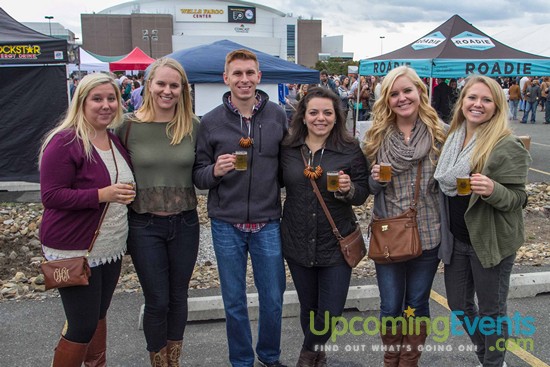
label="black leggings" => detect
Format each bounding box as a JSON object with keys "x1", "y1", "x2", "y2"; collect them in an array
[{"x1": 58, "y1": 258, "x2": 122, "y2": 343}]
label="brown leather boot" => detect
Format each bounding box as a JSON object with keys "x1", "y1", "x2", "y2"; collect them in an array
[
  {"x1": 84, "y1": 318, "x2": 107, "y2": 367},
  {"x1": 166, "y1": 340, "x2": 183, "y2": 367},
  {"x1": 51, "y1": 336, "x2": 88, "y2": 367},
  {"x1": 296, "y1": 347, "x2": 318, "y2": 367},
  {"x1": 314, "y1": 350, "x2": 327, "y2": 367},
  {"x1": 398, "y1": 322, "x2": 428, "y2": 367},
  {"x1": 150, "y1": 346, "x2": 168, "y2": 367},
  {"x1": 380, "y1": 324, "x2": 403, "y2": 367}
]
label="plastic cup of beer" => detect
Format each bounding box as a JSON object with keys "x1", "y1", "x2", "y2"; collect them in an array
[
  {"x1": 121, "y1": 181, "x2": 136, "y2": 191},
  {"x1": 120, "y1": 181, "x2": 136, "y2": 201},
  {"x1": 327, "y1": 171, "x2": 339, "y2": 192},
  {"x1": 379, "y1": 163, "x2": 392, "y2": 183},
  {"x1": 456, "y1": 176, "x2": 471, "y2": 196},
  {"x1": 234, "y1": 151, "x2": 248, "y2": 171}
]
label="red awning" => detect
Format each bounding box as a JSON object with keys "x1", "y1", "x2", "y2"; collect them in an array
[{"x1": 109, "y1": 47, "x2": 155, "y2": 71}]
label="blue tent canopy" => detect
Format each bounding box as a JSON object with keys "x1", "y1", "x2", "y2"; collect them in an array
[
  {"x1": 165, "y1": 39, "x2": 319, "y2": 84},
  {"x1": 359, "y1": 14, "x2": 550, "y2": 78}
]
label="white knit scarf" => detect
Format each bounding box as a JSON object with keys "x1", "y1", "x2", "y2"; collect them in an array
[{"x1": 434, "y1": 123, "x2": 476, "y2": 196}]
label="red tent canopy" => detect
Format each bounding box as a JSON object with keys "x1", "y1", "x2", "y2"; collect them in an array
[{"x1": 109, "y1": 47, "x2": 155, "y2": 71}]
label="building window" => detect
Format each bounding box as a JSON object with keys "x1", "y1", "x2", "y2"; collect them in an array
[{"x1": 287, "y1": 25, "x2": 295, "y2": 62}]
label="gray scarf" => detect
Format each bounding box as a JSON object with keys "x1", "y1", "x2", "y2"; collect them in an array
[
  {"x1": 434, "y1": 123, "x2": 476, "y2": 196},
  {"x1": 377, "y1": 120, "x2": 432, "y2": 174}
]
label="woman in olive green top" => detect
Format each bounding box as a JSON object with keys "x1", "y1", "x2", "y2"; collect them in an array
[
  {"x1": 116, "y1": 58, "x2": 200, "y2": 367},
  {"x1": 434, "y1": 75, "x2": 531, "y2": 367}
]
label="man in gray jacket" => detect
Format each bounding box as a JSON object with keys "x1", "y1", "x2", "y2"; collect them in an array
[
  {"x1": 521, "y1": 79, "x2": 541, "y2": 124},
  {"x1": 193, "y1": 49, "x2": 287, "y2": 367}
]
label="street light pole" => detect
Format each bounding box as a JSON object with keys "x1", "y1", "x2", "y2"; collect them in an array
[
  {"x1": 45, "y1": 16, "x2": 54, "y2": 36},
  {"x1": 380, "y1": 36, "x2": 385, "y2": 55},
  {"x1": 142, "y1": 29, "x2": 158, "y2": 57}
]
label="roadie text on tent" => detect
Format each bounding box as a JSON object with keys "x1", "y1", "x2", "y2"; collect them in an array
[{"x1": 465, "y1": 62, "x2": 532, "y2": 75}]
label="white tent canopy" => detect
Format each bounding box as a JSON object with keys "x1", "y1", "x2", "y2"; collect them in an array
[
  {"x1": 68, "y1": 48, "x2": 109, "y2": 73},
  {"x1": 493, "y1": 25, "x2": 550, "y2": 57}
]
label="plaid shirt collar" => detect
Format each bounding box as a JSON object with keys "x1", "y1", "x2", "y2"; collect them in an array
[{"x1": 228, "y1": 92, "x2": 262, "y2": 119}]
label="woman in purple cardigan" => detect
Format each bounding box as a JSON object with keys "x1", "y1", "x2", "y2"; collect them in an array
[{"x1": 39, "y1": 73, "x2": 135, "y2": 367}]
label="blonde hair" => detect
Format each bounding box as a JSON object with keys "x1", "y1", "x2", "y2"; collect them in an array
[
  {"x1": 448, "y1": 75, "x2": 511, "y2": 173},
  {"x1": 363, "y1": 66, "x2": 445, "y2": 164},
  {"x1": 39, "y1": 73, "x2": 123, "y2": 164},
  {"x1": 135, "y1": 57, "x2": 194, "y2": 145}
]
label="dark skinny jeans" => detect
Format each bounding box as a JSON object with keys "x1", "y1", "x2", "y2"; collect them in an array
[
  {"x1": 128, "y1": 209, "x2": 200, "y2": 352},
  {"x1": 58, "y1": 258, "x2": 122, "y2": 343}
]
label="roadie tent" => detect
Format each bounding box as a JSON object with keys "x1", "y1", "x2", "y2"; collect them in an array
[
  {"x1": 0, "y1": 7, "x2": 68, "y2": 182},
  {"x1": 68, "y1": 48, "x2": 109, "y2": 74},
  {"x1": 359, "y1": 14, "x2": 550, "y2": 78},
  {"x1": 165, "y1": 39, "x2": 319, "y2": 115},
  {"x1": 109, "y1": 47, "x2": 155, "y2": 71}
]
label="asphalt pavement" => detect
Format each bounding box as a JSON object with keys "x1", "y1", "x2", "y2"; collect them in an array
[
  {"x1": 1, "y1": 265, "x2": 549, "y2": 366},
  {"x1": 508, "y1": 111, "x2": 550, "y2": 183}
]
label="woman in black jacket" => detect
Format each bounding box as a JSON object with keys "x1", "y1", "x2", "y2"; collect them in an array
[{"x1": 280, "y1": 87, "x2": 370, "y2": 366}]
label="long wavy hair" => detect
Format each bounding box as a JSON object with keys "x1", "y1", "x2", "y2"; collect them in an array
[
  {"x1": 283, "y1": 87, "x2": 354, "y2": 148},
  {"x1": 134, "y1": 57, "x2": 194, "y2": 145},
  {"x1": 39, "y1": 73, "x2": 123, "y2": 164},
  {"x1": 363, "y1": 66, "x2": 445, "y2": 164},
  {"x1": 448, "y1": 75, "x2": 511, "y2": 173}
]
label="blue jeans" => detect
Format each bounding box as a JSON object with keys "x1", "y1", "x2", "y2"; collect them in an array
[
  {"x1": 519, "y1": 98, "x2": 526, "y2": 111},
  {"x1": 521, "y1": 101, "x2": 537, "y2": 123},
  {"x1": 211, "y1": 219, "x2": 286, "y2": 367},
  {"x1": 508, "y1": 99, "x2": 519, "y2": 120},
  {"x1": 545, "y1": 98, "x2": 550, "y2": 123},
  {"x1": 444, "y1": 238, "x2": 515, "y2": 367},
  {"x1": 375, "y1": 246, "x2": 440, "y2": 320},
  {"x1": 128, "y1": 209, "x2": 200, "y2": 352},
  {"x1": 288, "y1": 262, "x2": 352, "y2": 351}
]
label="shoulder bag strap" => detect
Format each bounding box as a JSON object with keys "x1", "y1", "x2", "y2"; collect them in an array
[
  {"x1": 411, "y1": 162, "x2": 422, "y2": 209},
  {"x1": 301, "y1": 152, "x2": 344, "y2": 240}
]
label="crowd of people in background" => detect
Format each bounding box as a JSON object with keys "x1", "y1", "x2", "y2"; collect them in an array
[
  {"x1": 279, "y1": 73, "x2": 550, "y2": 126},
  {"x1": 70, "y1": 68, "x2": 550, "y2": 126}
]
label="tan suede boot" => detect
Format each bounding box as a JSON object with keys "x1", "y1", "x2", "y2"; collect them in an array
[
  {"x1": 84, "y1": 318, "x2": 107, "y2": 367},
  {"x1": 150, "y1": 346, "x2": 168, "y2": 367},
  {"x1": 167, "y1": 340, "x2": 183, "y2": 367}
]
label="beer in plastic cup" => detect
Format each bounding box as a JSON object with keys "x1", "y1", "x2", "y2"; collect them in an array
[
  {"x1": 120, "y1": 181, "x2": 136, "y2": 201},
  {"x1": 456, "y1": 176, "x2": 471, "y2": 196},
  {"x1": 327, "y1": 171, "x2": 339, "y2": 192},
  {"x1": 379, "y1": 163, "x2": 392, "y2": 182},
  {"x1": 234, "y1": 151, "x2": 248, "y2": 171}
]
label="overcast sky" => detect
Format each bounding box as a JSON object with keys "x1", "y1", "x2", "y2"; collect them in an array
[{"x1": 2, "y1": 0, "x2": 550, "y2": 59}]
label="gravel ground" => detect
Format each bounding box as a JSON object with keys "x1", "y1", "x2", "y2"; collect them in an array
[{"x1": 1, "y1": 184, "x2": 549, "y2": 302}]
